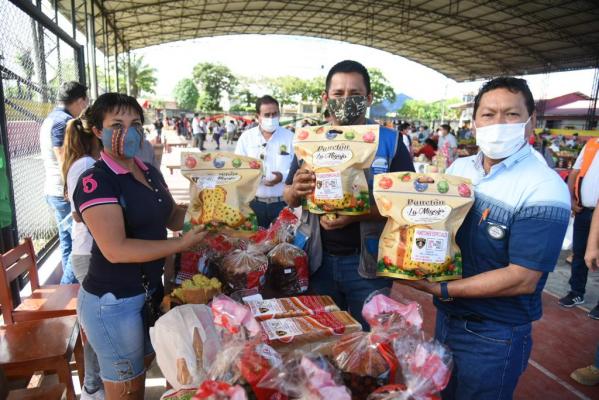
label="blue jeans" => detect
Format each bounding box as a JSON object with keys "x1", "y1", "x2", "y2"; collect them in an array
[
  {"x1": 596, "y1": 343, "x2": 599, "y2": 368},
  {"x1": 250, "y1": 199, "x2": 286, "y2": 228},
  {"x1": 46, "y1": 195, "x2": 76, "y2": 284},
  {"x1": 72, "y1": 255, "x2": 102, "y2": 393},
  {"x1": 310, "y1": 253, "x2": 392, "y2": 330},
  {"x1": 78, "y1": 288, "x2": 153, "y2": 382},
  {"x1": 569, "y1": 208, "x2": 595, "y2": 301},
  {"x1": 435, "y1": 309, "x2": 532, "y2": 400}
]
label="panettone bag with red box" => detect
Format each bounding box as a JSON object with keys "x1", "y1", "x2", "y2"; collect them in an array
[
  {"x1": 367, "y1": 336, "x2": 452, "y2": 400},
  {"x1": 209, "y1": 295, "x2": 286, "y2": 400},
  {"x1": 258, "y1": 352, "x2": 351, "y2": 400},
  {"x1": 329, "y1": 294, "x2": 423, "y2": 400}
]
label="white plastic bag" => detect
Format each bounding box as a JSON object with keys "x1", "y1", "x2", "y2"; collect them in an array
[
  {"x1": 150, "y1": 304, "x2": 221, "y2": 390},
  {"x1": 562, "y1": 215, "x2": 574, "y2": 251}
]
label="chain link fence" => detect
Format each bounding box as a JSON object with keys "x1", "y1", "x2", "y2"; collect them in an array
[{"x1": 0, "y1": 0, "x2": 80, "y2": 253}]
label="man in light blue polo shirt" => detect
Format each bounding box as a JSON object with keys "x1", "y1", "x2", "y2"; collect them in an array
[{"x1": 400, "y1": 77, "x2": 570, "y2": 399}]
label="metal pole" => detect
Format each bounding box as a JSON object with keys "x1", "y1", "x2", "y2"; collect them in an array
[
  {"x1": 0, "y1": 59, "x2": 21, "y2": 251},
  {"x1": 103, "y1": 13, "x2": 109, "y2": 90},
  {"x1": 77, "y1": 45, "x2": 86, "y2": 87},
  {"x1": 70, "y1": 0, "x2": 76, "y2": 38},
  {"x1": 126, "y1": 49, "x2": 131, "y2": 96},
  {"x1": 87, "y1": 0, "x2": 98, "y2": 98},
  {"x1": 114, "y1": 28, "x2": 119, "y2": 92}
]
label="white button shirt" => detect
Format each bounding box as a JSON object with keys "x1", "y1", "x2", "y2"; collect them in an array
[
  {"x1": 573, "y1": 138, "x2": 599, "y2": 208},
  {"x1": 235, "y1": 125, "x2": 295, "y2": 198}
]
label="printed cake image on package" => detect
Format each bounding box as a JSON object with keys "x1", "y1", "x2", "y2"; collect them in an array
[
  {"x1": 374, "y1": 172, "x2": 474, "y2": 281},
  {"x1": 181, "y1": 151, "x2": 262, "y2": 235},
  {"x1": 293, "y1": 125, "x2": 379, "y2": 215}
]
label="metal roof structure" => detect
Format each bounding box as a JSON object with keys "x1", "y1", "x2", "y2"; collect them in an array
[{"x1": 62, "y1": 0, "x2": 599, "y2": 82}]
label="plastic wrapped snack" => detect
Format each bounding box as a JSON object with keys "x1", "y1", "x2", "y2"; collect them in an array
[
  {"x1": 208, "y1": 338, "x2": 284, "y2": 400},
  {"x1": 329, "y1": 295, "x2": 423, "y2": 400},
  {"x1": 150, "y1": 304, "x2": 221, "y2": 391},
  {"x1": 211, "y1": 294, "x2": 261, "y2": 338},
  {"x1": 258, "y1": 352, "x2": 351, "y2": 400},
  {"x1": 266, "y1": 243, "x2": 309, "y2": 295},
  {"x1": 293, "y1": 125, "x2": 379, "y2": 216},
  {"x1": 182, "y1": 151, "x2": 262, "y2": 235},
  {"x1": 218, "y1": 248, "x2": 268, "y2": 294},
  {"x1": 193, "y1": 381, "x2": 248, "y2": 400},
  {"x1": 250, "y1": 207, "x2": 298, "y2": 254},
  {"x1": 261, "y1": 311, "x2": 361, "y2": 349},
  {"x1": 171, "y1": 274, "x2": 222, "y2": 304},
  {"x1": 246, "y1": 296, "x2": 340, "y2": 321},
  {"x1": 367, "y1": 337, "x2": 452, "y2": 400},
  {"x1": 374, "y1": 173, "x2": 474, "y2": 282}
]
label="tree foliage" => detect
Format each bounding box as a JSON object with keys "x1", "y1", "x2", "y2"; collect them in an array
[
  {"x1": 397, "y1": 98, "x2": 462, "y2": 122},
  {"x1": 369, "y1": 68, "x2": 396, "y2": 104},
  {"x1": 126, "y1": 55, "x2": 157, "y2": 98},
  {"x1": 173, "y1": 78, "x2": 199, "y2": 111},
  {"x1": 193, "y1": 62, "x2": 238, "y2": 111}
]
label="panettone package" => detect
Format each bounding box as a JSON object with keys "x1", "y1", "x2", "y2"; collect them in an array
[
  {"x1": 182, "y1": 151, "x2": 262, "y2": 235},
  {"x1": 373, "y1": 173, "x2": 474, "y2": 282},
  {"x1": 293, "y1": 125, "x2": 379, "y2": 215},
  {"x1": 266, "y1": 243, "x2": 309, "y2": 295},
  {"x1": 218, "y1": 249, "x2": 268, "y2": 294}
]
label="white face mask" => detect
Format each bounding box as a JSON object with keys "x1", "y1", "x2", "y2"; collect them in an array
[
  {"x1": 260, "y1": 117, "x2": 279, "y2": 133},
  {"x1": 475, "y1": 117, "x2": 531, "y2": 160}
]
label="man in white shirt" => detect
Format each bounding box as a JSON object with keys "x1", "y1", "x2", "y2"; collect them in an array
[
  {"x1": 226, "y1": 120, "x2": 237, "y2": 145},
  {"x1": 192, "y1": 113, "x2": 207, "y2": 151},
  {"x1": 559, "y1": 137, "x2": 599, "y2": 319},
  {"x1": 437, "y1": 123, "x2": 458, "y2": 165},
  {"x1": 235, "y1": 95, "x2": 294, "y2": 227}
]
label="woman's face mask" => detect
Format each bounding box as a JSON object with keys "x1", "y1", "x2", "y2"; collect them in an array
[
  {"x1": 101, "y1": 126, "x2": 142, "y2": 159},
  {"x1": 327, "y1": 95, "x2": 368, "y2": 125}
]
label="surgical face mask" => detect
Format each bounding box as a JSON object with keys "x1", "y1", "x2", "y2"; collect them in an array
[
  {"x1": 102, "y1": 126, "x2": 142, "y2": 159},
  {"x1": 327, "y1": 95, "x2": 368, "y2": 125},
  {"x1": 474, "y1": 117, "x2": 530, "y2": 160},
  {"x1": 260, "y1": 117, "x2": 279, "y2": 133}
]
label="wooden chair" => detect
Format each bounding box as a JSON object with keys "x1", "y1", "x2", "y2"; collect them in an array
[
  {"x1": 0, "y1": 237, "x2": 78, "y2": 324},
  {"x1": 0, "y1": 315, "x2": 84, "y2": 400},
  {"x1": 7, "y1": 383, "x2": 66, "y2": 400}
]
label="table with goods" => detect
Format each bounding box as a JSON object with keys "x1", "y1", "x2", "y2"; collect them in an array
[{"x1": 153, "y1": 125, "x2": 477, "y2": 400}]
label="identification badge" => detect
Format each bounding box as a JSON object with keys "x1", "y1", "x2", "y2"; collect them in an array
[{"x1": 486, "y1": 223, "x2": 507, "y2": 240}]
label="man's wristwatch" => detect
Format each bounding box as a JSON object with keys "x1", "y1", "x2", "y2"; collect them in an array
[{"x1": 439, "y1": 282, "x2": 454, "y2": 302}]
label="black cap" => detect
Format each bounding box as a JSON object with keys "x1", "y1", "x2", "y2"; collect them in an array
[{"x1": 58, "y1": 81, "x2": 87, "y2": 104}]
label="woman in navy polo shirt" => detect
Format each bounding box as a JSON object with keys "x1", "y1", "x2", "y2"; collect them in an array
[{"x1": 73, "y1": 93, "x2": 204, "y2": 399}]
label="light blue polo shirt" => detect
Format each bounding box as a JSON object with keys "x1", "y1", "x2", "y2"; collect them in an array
[{"x1": 435, "y1": 145, "x2": 570, "y2": 325}]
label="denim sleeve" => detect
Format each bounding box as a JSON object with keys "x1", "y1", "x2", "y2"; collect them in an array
[{"x1": 509, "y1": 204, "x2": 570, "y2": 272}]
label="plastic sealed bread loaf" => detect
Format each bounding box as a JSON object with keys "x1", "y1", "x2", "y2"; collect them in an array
[
  {"x1": 246, "y1": 296, "x2": 339, "y2": 321},
  {"x1": 260, "y1": 311, "x2": 361, "y2": 347}
]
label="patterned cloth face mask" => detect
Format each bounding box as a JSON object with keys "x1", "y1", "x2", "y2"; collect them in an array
[
  {"x1": 327, "y1": 95, "x2": 368, "y2": 125},
  {"x1": 101, "y1": 126, "x2": 142, "y2": 159}
]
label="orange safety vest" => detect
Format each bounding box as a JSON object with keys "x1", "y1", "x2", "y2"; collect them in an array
[{"x1": 574, "y1": 138, "x2": 599, "y2": 206}]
